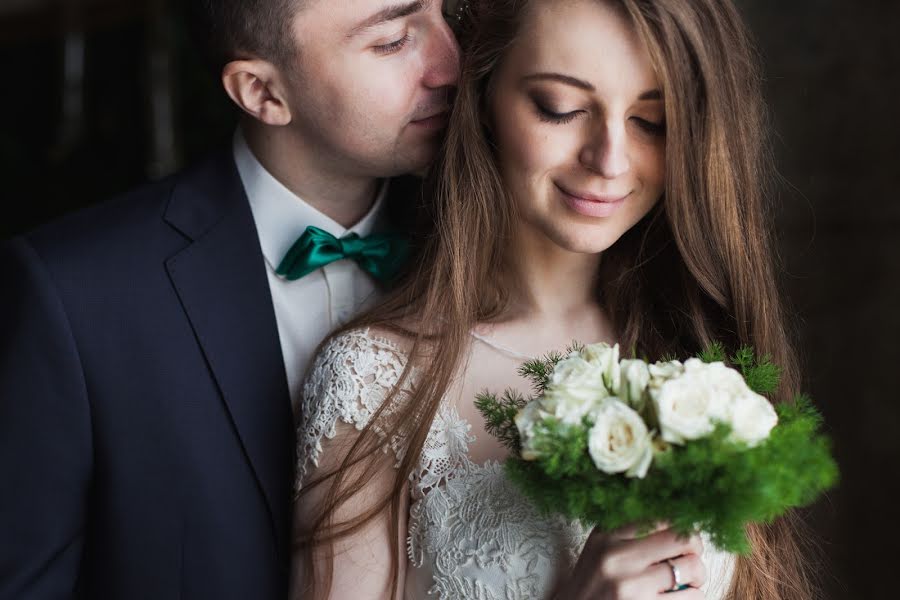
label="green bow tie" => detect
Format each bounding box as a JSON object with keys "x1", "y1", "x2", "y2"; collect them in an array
[{"x1": 276, "y1": 225, "x2": 410, "y2": 282}]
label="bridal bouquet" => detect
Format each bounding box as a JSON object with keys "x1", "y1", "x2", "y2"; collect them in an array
[{"x1": 475, "y1": 343, "x2": 837, "y2": 553}]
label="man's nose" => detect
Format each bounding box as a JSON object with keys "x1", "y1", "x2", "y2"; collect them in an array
[{"x1": 422, "y1": 16, "x2": 461, "y2": 89}]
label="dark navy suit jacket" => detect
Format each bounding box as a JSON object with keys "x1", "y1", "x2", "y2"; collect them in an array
[{"x1": 0, "y1": 148, "x2": 401, "y2": 599}]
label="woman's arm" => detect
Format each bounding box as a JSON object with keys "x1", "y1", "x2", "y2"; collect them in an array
[{"x1": 290, "y1": 422, "x2": 408, "y2": 600}]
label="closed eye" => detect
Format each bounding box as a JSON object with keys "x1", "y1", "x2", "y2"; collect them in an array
[
  {"x1": 631, "y1": 116, "x2": 666, "y2": 136},
  {"x1": 373, "y1": 33, "x2": 411, "y2": 55},
  {"x1": 535, "y1": 103, "x2": 581, "y2": 125}
]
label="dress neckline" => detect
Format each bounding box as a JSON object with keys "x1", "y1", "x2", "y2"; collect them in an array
[{"x1": 469, "y1": 330, "x2": 535, "y2": 361}]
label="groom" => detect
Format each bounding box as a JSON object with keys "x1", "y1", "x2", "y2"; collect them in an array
[{"x1": 0, "y1": 1, "x2": 459, "y2": 598}]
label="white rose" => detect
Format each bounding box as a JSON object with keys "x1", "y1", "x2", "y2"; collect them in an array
[
  {"x1": 587, "y1": 398, "x2": 653, "y2": 478},
  {"x1": 581, "y1": 343, "x2": 621, "y2": 393},
  {"x1": 652, "y1": 359, "x2": 739, "y2": 444},
  {"x1": 617, "y1": 359, "x2": 651, "y2": 409},
  {"x1": 649, "y1": 359, "x2": 684, "y2": 384},
  {"x1": 543, "y1": 355, "x2": 609, "y2": 424},
  {"x1": 515, "y1": 401, "x2": 546, "y2": 460},
  {"x1": 728, "y1": 391, "x2": 778, "y2": 446}
]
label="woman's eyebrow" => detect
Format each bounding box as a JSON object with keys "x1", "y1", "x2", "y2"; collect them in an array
[
  {"x1": 522, "y1": 72, "x2": 595, "y2": 91},
  {"x1": 638, "y1": 89, "x2": 663, "y2": 101},
  {"x1": 522, "y1": 74, "x2": 663, "y2": 102}
]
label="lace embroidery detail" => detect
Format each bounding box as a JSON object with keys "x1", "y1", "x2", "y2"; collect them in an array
[
  {"x1": 408, "y1": 461, "x2": 587, "y2": 599},
  {"x1": 411, "y1": 403, "x2": 476, "y2": 499},
  {"x1": 295, "y1": 328, "x2": 480, "y2": 501},
  {"x1": 294, "y1": 329, "x2": 411, "y2": 495}
]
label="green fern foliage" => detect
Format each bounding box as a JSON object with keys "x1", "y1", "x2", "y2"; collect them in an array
[{"x1": 474, "y1": 390, "x2": 526, "y2": 452}]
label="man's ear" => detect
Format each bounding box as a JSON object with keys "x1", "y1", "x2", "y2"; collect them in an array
[{"x1": 221, "y1": 59, "x2": 292, "y2": 126}]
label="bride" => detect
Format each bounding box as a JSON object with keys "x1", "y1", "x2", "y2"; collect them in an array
[{"x1": 291, "y1": 0, "x2": 815, "y2": 598}]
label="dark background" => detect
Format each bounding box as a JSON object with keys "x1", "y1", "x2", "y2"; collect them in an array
[{"x1": 1, "y1": 1, "x2": 897, "y2": 598}]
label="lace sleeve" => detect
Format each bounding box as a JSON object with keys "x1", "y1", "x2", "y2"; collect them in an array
[{"x1": 294, "y1": 329, "x2": 410, "y2": 495}]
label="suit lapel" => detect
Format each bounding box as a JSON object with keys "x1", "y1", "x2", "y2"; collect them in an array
[{"x1": 163, "y1": 149, "x2": 294, "y2": 560}]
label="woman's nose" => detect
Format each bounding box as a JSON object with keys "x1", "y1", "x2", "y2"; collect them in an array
[{"x1": 578, "y1": 121, "x2": 630, "y2": 179}]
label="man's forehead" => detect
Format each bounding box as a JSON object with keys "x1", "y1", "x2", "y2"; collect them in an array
[
  {"x1": 296, "y1": 0, "x2": 433, "y2": 32},
  {"x1": 349, "y1": 0, "x2": 429, "y2": 37}
]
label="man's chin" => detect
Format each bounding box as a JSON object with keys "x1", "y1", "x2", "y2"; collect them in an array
[
  {"x1": 404, "y1": 152, "x2": 440, "y2": 178},
  {"x1": 385, "y1": 141, "x2": 442, "y2": 178}
]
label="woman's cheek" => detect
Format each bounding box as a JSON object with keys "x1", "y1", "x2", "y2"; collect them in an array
[
  {"x1": 508, "y1": 124, "x2": 572, "y2": 182},
  {"x1": 638, "y1": 140, "x2": 666, "y2": 192}
]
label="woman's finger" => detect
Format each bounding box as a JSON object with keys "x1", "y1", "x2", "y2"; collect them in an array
[
  {"x1": 646, "y1": 553, "x2": 707, "y2": 593},
  {"x1": 606, "y1": 521, "x2": 671, "y2": 542},
  {"x1": 616, "y1": 529, "x2": 703, "y2": 568}
]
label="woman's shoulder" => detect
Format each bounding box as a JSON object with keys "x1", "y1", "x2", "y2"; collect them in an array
[
  {"x1": 323, "y1": 325, "x2": 412, "y2": 354},
  {"x1": 306, "y1": 326, "x2": 413, "y2": 387},
  {"x1": 295, "y1": 326, "x2": 415, "y2": 491}
]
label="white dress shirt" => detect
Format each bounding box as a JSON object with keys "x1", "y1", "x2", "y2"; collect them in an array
[{"x1": 233, "y1": 130, "x2": 389, "y2": 413}]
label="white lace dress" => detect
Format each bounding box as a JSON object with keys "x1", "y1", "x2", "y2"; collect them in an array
[{"x1": 295, "y1": 329, "x2": 735, "y2": 600}]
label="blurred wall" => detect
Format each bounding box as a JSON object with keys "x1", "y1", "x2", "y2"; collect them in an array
[
  {"x1": 1, "y1": 1, "x2": 898, "y2": 598},
  {"x1": 0, "y1": 0, "x2": 234, "y2": 239},
  {"x1": 740, "y1": 1, "x2": 900, "y2": 597}
]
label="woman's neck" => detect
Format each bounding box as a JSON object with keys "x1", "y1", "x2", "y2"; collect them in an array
[
  {"x1": 478, "y1": 224, "x2": 613, "y2": 356},
  {"x1": 508, "y1": 225, "x2": 603, "y2": 323}
]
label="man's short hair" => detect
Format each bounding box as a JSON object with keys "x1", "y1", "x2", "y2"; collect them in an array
[{"x1": 188, "y1": 0, "x2": 301, "y2": 72}]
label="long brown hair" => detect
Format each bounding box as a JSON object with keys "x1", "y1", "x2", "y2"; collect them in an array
[{"x1": 295, "y1": 0, "x2": 817, "y2": 598}]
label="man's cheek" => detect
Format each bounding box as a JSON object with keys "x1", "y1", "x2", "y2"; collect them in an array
[{"x1": 360, "y1": 65, "x2": 419, "y2": 114}]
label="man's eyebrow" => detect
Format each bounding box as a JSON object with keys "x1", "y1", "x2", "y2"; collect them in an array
[{"x1": 349, "y1": 0, "x2": 428, "y2": 37}]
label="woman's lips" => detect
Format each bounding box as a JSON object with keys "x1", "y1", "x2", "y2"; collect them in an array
[{"x1": 555, "y1": 183, "x2": 629, "y2": 218}]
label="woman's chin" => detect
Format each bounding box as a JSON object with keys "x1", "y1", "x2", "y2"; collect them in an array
[{"x1": 548, "y1": 228, "x2": 622, "y2": 256}]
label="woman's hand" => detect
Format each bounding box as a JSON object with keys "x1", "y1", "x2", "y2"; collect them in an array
[{"x1": 554, "y1": 524, "x2": 707, "y2": 599}]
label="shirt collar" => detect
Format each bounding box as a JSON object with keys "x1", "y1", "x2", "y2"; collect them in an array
[{"x1": 233, "y1": 129, "x2": 389, "y2": 269}]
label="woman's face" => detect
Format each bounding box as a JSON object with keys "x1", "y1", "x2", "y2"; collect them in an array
[{"x1": 489, "y1": 0, "x2": 666, "y2": 254}]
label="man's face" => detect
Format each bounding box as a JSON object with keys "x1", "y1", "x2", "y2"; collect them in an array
[{"x1": 284, "y1": 0, "x2": 460, "y2": 178}]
